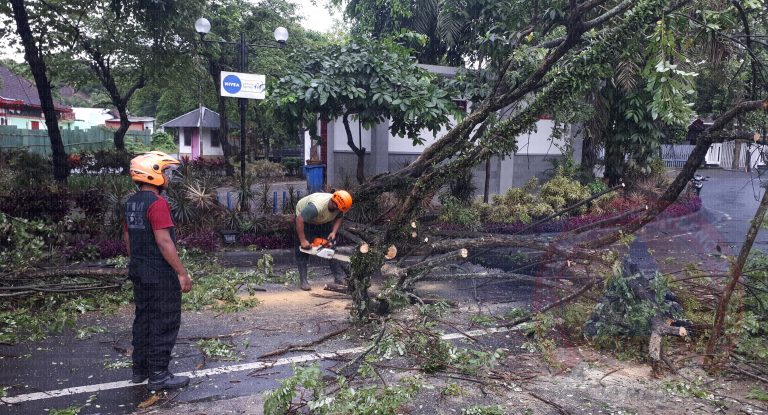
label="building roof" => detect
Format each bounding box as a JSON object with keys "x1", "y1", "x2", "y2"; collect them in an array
[
  {"x1": 0, "y1": 65, "x2": 71, "y2": 111},
  {"x1": 106, "y1": 116, "x2": 156, "y2": 123},
  {"x1": 159, "y1": 107, "x2": 238, "y2": 129},
  {"x1": 417, "y1": 64, "x2": 459, "y2": 79}
]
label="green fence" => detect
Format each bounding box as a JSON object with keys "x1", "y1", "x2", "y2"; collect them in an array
[{"x1": 0, "y1": 126, "x2": 151, "y2": 155}]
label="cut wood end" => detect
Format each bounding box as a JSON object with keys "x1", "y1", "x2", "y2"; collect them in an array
[
  {"x1": 620, "y1": 182, "x2": 625, "y2": 187},
  {"x1": 679, "y1": 327, "x2": 688, "y2": 337},
  {"x1": 359, "y1": 243, "x2": 370, "y2": 254},
  {"x1": 459, "y1": 248, "x2": 468, "y2": 258},
  {"x1": 411, "y1": 231, "x2": 418, "y2": 238},
  {"x1": 423, "y1": 237, "x2": 429, "y2": 243},
  {"x1": 411, "y1": 221, "x2": 417, "y2": 228},
  {"x1": 384, "y1": 245, "x2": 398, "y2": 260}
]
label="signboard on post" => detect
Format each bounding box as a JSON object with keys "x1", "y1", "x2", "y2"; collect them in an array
[{"x1": 220, "y1": 71, "x2": 266, "y2": 100}]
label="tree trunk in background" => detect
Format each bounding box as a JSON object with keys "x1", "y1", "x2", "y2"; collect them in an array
[
  {"x1": 580, "y1": 133, "x2": 598, "y2": 181},
  {"x1": 342, "y1": 113, "x2": 366, "y2": 184},
  {"x1": 484, "y1": 157, "x2": 491, "y2": 203},
  {"x1": 210, "y1": 61, "x2": 234, "y2": 176},
  {"x1": 10, "y1": 0, "x2": 69, "y2": 182},
  {"x1": 604, "y1": 136, "x2": 623, "y2": 186}
]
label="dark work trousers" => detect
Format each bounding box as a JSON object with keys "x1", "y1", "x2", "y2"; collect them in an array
[
  {"x1": 294, "y1": 221, "x2": 344, "y2": 274},
  {"x1": 131, "y1": 273, "x2": 182, "y2": 373}
]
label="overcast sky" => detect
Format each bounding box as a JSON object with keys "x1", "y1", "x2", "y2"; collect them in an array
[{"x1": 293, "y1": 0, "x2": 344, "y2": 33}]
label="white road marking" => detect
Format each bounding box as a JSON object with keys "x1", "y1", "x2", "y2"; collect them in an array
[{"x1": 2, "y1": 326, "x2": 518, "y2": 404}]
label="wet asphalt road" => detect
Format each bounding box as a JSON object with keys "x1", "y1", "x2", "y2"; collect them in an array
[
  {"x1": 0, "y1": 269, "x2": 529, "y2": 415},
  {"x1": 2, "y1": 168, "x2": 766, "y2": 414}
]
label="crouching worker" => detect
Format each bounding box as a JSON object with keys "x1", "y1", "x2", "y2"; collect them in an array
[
  {"x1": 123, "y1": 151, "x2": 193, "y2": 391},
  {"x1": 294, "y1": 190, "x2": 353, "y2": 290}
]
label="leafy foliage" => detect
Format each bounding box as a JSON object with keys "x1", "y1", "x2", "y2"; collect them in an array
[
  {"x1": 733, "y1": 253, "x2": 768, "y2": 362},
  {"x1": 0, "y1": 212, "x2": 51, "y2": 273},
  {"x1": 263, "y1": 363, "x2": 421, "y2": 415},
  {"x1": 471, "y1": 175, "x2": 589, "y2": 225},
  {"x1": 180, "y1": 251, "x2": 275, "y2": 312},
  {"x1": 195, "y1": 338, "x2": 240, "y2": 361}
]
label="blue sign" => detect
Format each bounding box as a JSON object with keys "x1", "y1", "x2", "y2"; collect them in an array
[{"x1": 222, "y1": 75, "x2": 242, "y2": 94}]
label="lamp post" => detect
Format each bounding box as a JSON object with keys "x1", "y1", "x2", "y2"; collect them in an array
[{"x1": 194, "y1": 17, "x2": 288, "y2": 194}]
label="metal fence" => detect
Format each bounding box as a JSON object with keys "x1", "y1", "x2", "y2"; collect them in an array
[
  {"x1": 660, "y1": 144, "x2": 695, "y2": 168},
  {"x1": 0, "y1": 126, "x2": 151, "y2": 155}
]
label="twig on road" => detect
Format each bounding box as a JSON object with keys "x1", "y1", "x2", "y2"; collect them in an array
[{"x1": 259, "y1": 325, "x2": 350, "y2": 359}]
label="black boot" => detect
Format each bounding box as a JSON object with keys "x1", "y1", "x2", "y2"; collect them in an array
[
  {"x1": 298, "y1": 262, "x2": 311, "y2": 291},
  {"x1": 330, "y1": 260, "x2": 346, "y2": 285},
  {"x1": 146, "y1": 370, "x2": 190, "y2": 391},
  {"x1": 131, "y1": 371, "x2": 149, "y2": 383}
]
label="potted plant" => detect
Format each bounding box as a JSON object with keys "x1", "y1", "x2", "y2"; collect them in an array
[{"x1": 220, "y1": 209, "x2": 241, "y2": 244}]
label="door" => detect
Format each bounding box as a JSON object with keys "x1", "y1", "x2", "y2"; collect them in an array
[{"x1": 191, "y1": 128, "x2": 200, "y2": 159}]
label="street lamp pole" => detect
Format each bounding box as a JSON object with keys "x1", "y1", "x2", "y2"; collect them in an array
[{"x1": 194, "y1": 18, "x2": 288, "y2": 205}]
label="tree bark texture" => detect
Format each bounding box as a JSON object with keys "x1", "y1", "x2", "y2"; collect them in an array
[
  {"x1": 342, "y1": 113, "x2": 366, "y2": 184},
  {"x1": 9, "y1": 0, "x2": 69, "y2": 182},
  {"x1": 205, "y1": 59, "x2": 235, "y2": 175}
]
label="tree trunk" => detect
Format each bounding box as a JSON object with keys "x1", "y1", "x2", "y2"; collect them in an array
[
  {"x1": 79, "y1": 38, "x2": 146, "y2": 153},
  {"x1": 342, "y1": 113, "x2": 366, "y2": 184},
  {"x1": 604, "y1": 136, "x2": 623, "y2": 186},
  {"x1": 210, "y1": 61, "x2": 234, "y2": 176},
  {"x1": 114, "y1": 103, "x2": 131, "y2": 151},
  {"x1": 580, "y1": 133, "x2": 598, "y2": 181},
  {"x1": 10, "y1": 0, "x2": 69, "y2": 182},
  {"x1": 484, "y1": 156, "x2": 491, "y2": 203}
]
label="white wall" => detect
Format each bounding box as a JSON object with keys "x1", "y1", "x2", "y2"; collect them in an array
[
  {"x1": 332, "y1": 117, "x2": 371, "y2": 153},
  {"x1": 330, "y1": 115, "x2": 459, "y2": 154},
  {"x1": 201, "y1": 128, "x2": 223, "y2": 156},
  {"x1": 178, "y1": 129, "x2": 191, "y2": 155},
  {"x1": 71, "y1": 108, "x2": 111, "y2": 130},
  {"x1": 514, "y1": 120, "x2": 564, "y2": 155}
]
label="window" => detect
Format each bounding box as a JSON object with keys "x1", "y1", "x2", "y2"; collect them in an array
[
  {"x1": 210, "y1": 131, "x2": 220, "y2": 147},
  {"x1": 183, "y1": 128, "x2": 192, "y2": 146},
  {"x1": 31, "y1": 121, "x2": 40, "y2": 130},
  {"x1": 0, "y1": 118, "x2": 7, "y2": 126}
]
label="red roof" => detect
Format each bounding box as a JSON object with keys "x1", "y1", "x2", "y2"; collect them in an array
[{"x1": 0, "y1": 65, "x2": 72, "y2": 113}]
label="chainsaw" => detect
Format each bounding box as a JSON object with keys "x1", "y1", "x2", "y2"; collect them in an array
[{"x1": 299, "y1": 237, "x2": 351, "y2": 262}]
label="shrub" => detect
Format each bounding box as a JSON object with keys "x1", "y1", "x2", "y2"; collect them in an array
[
  {"x1": 72, "y1": 190, "x2": 106, "y2": 216},
  {"x1": 8, "y1": 150, "x2": 51, "y2": 186},
  {"x1": 439, "y1": 194, "x2": 481, "y2": 230},
  {"x1": 239, "y1": 233, "x2": 290, "y2": 249},
  {"x1": 0, "y1": 185, "x2": 70, "y2": 222},
  {"x1": 178, "y1": 230, "x2": 221, "y2": 252},
  {"x1": 63, "y1": 238, "x2": 126, "y2": 261},
  {"x1": 280, "y1": 157, "x2": 302, "y2": 177},
  {"x1": 247, "y1": 159, "x2": 285, "y2": 179},
  {"x1": 539, "y1": 175, "x2": 590, "y2": 211},
  {"x1": 87, "y1": 150, "x2": 130, "y2": 174},
  {"x1": 183, "y1": 156, "x2": 227, "y2": 178}
]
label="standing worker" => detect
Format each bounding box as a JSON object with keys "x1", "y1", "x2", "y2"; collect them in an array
[
  {"x1": 294, "y1": 190, "x2": 353, "y2": 290},
  {"x1": 123, "y1": 151, "x2": 192, "y2": 391}
]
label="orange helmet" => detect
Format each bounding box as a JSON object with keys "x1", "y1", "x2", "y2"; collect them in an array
[
  {"x1": 129, "y1": 151, "x2": 181, "y2": 187},
  {"x1": 331, "y1": 190, "x2": 352, "y2": 213}
]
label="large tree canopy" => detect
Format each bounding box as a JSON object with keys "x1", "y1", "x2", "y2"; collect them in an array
[{"x1": 270, "y1": 38, "x2": 461, "y2": 183}]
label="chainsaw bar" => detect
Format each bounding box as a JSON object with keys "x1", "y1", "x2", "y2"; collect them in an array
[{"x1": 300, "y1": 247, "x2": 351, "y2": 263}]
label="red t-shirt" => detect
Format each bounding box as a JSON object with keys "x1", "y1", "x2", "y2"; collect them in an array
[{"x1": 147, "y1": 196, "x2": 174, "y2": 230}]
